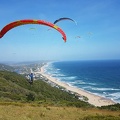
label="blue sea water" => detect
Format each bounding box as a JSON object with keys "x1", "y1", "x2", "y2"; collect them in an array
[{"x1": 44, "y1": 60, "x2": 120, "y2": 103}]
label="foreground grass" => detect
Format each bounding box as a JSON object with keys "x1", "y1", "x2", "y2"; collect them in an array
[{"x1": 0, "y1": 102, "x2": 120, "y2": 120}]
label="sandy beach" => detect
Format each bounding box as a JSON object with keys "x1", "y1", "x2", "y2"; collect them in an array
[{"x1": 38, "y1": 63, "x2": 116, "y2": 107}]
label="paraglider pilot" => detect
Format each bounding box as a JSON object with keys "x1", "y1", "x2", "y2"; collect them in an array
[{"x1": 29, "y1": 73, "x2": 34, "y2": 84}]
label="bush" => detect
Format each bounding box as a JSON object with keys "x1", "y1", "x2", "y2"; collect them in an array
[
  {"x1": 26, "y1": 93, "x2": 35, "y2": 101},
  {"x1": 99, "y1": 103, "x2": 120, "y2": 111}
]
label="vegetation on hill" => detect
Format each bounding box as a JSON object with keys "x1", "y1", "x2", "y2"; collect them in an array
[{"x1": 0, "y1": 71, "x2": 92, "y2": 108}]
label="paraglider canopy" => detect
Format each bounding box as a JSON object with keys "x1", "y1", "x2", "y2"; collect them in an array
[
  {"x1": 53, "y1": 17, "x2": 77, "y2": 25},
  {"x1": 0, "y1": 19, "x2": 67, "y2": 42}
]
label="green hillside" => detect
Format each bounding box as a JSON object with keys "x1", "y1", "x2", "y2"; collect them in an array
[{"x1": 0, "y1": 71, "x2": 92, "y2": 107}]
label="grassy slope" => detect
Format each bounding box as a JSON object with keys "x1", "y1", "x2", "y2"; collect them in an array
[
  {"x1": 0, "y1": 71, "x2": 120, "y2": 120},
  {"x1": 0, "y1": 103, "x2": 120, "y2": 120},
  {"x1": 0, "y1": 71, "x2": 92, "y2": 107}
]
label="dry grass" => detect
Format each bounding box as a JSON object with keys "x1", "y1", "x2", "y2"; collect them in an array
[{"x1": 0, "y1": 103, "x2": 120, "y2": 120}]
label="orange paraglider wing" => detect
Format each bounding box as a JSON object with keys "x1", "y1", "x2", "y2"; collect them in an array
[{"x1": 0, "y1": 19, "x2": 67, "y2": 42}]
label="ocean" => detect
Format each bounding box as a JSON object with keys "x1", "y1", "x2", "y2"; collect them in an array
[{"x1": 44, "y1": 60, "x2": 120, "y2": 103}]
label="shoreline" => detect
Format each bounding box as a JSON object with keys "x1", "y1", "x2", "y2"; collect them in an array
[{"x1": 39, "y1": 63, "x2": 116, "y2": 107}]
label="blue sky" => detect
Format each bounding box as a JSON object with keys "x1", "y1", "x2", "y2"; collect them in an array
[{"x1": 0, "y1": 0, "x2": 120, "y2": 62}]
